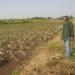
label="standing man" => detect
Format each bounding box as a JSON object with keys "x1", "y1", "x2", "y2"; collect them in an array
[{"x1": 62, "y1": 16, "x2": 74, "y2": 60}]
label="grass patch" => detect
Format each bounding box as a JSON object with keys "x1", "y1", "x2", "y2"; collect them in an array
[{"x1": 11, "y1": 69, "x2": 20, "y2": 75}]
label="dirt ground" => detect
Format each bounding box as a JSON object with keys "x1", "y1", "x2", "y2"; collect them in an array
[{"x1": 0, "y1": 34, "x2": 75, "y2": 75}]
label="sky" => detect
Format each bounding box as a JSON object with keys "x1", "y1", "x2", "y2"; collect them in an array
[{"x1": 0, "y1": 0, "x2": 75, "y2": 19}]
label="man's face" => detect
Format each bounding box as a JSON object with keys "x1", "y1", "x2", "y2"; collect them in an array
[{"x1": 63, "y1": 16, "x2": 68, "y2": 21}]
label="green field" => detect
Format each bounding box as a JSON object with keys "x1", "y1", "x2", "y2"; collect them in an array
[{"x1": 0, "y1": 18, "x2": 75, "y2": 75}]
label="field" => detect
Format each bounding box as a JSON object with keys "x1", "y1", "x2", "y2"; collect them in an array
[{"x1": 0, "y1": 18, "x2": 75, "y2": 75}]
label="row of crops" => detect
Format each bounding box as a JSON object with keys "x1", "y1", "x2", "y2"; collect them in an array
[{"x1": 0, "y1": 21, "x2": 61, "y2": 66}]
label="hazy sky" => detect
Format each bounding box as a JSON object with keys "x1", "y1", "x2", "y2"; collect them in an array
[{"x1": 0, "y1": 0, "x2": 75, "y2": 19}]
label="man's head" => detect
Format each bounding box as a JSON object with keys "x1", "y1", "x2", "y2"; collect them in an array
[{"x1": 63, "y1": 16, "x2": 69, "y2": 21}]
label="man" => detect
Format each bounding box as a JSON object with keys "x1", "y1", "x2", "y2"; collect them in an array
[{"x1": 62, "y1": 16, "x2": 74, "y2": 60}]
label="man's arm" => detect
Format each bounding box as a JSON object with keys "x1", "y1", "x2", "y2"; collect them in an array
[{"x1": 69, "y1": 22, "x2": 74, "y2": 40}]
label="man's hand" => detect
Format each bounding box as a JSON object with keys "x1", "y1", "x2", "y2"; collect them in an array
[{"x1": 70, "y1": 37, "x2": 74, "y2": 41}]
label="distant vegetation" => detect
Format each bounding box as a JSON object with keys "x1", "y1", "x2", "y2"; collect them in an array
[
  {"x1": 0, "y1": 16, "x2": 74, "y2": 24},
  {"x1": 0, "y1": 17, "x2": 55, "y2": 24}
]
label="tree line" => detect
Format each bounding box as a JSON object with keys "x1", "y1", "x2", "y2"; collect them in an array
[{"x1": 0, "y1": 16, "x2": 74, "y2": 24}]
